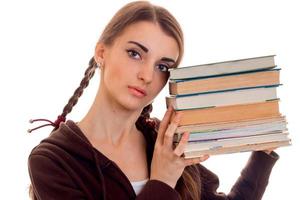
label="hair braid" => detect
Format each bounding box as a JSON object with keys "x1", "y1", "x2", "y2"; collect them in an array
[
  {"x1": 137, "y1": 104, "x2": 161, "y2": 131},
  {"x1": 27, "y1": 57, "x2": 98, "y2": 133},
  {"x1": 60, "y1": 57, "x2": 97, "y2": 119},
  {"x1": 28, "y1": 57, "x2": 98, "y2": 198}
]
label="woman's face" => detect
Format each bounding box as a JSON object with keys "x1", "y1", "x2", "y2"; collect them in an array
[{"x1": 96, "y1": 21, "x2": 179, "y2": 112}]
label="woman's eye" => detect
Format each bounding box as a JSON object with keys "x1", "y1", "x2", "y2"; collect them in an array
[
  {"x1": 127, "y1": 49, "x2": 141, "y2": 60},
  {"x1": 157, "y1": 64, "x2": 169, "y2": 72}
]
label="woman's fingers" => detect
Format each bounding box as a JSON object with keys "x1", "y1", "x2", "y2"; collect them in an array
[
  {"x1": 173, "y1": 132, "x2": 189, "y2": 157},
  {"x1": 174, "y1": 132, "x2": 210, "y2": 166},
  {"x1": 163, "y1": 112, "x2": 182, "y2": 148},
  {"x1": 184, "y1": 155, "x2": 210, "y2": 166},
  {"x1": 156, "y1": 106, "x2": 173, "y2": 146}
]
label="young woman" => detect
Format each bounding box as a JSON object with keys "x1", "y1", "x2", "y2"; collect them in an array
[{"x1": 28, "y1": 1, "x2": 278, "y2": 199}]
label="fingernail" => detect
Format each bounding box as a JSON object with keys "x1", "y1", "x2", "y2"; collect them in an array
[
  {"x1": 167, "y1": 106, "x2": 173, "y2": 112},
  {"x1": 183, "y1": 132, "x2": 190, "y2": 139}
]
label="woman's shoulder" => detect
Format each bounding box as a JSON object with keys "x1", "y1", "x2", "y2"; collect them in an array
[
  {"x1": 28, "y1": 120, "x2": 94, "y2": 163},
  {"x1": 29, "y1": 131, "x2": 64, "y2": 159}
]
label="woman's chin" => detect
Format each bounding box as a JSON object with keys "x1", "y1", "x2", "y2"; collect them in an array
[{"x1": 121, "y1": 98, "x2": 148, "y2": 112}]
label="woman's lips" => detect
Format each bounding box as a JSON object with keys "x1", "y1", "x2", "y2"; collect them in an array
[{"x1": 128, "y1": 86, "x2": 147, "y2": 97}]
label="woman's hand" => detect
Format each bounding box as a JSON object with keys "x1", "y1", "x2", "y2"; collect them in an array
[{"x1": 150, "y1": 106, "x2": 209, "y2": 188}]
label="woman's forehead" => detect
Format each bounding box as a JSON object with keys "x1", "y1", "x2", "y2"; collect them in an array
[{"x1": 113, "y1": 21, "x2": 179, "y2": 58}]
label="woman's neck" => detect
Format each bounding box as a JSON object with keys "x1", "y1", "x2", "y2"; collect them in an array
[{"x1": 78, "y1": 86, "x2": 142, "y2": 147}]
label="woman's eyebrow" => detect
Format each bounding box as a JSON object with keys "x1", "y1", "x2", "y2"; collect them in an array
[
  {"x1": 128, "y1": 41, "x2": 176, "y2": 64},
  {"x1": 161, "y1": 57, "x2": 175, "y2": 64},
  {"x1": 128, "y1": 41, "x2": 148, "y2": 52}
]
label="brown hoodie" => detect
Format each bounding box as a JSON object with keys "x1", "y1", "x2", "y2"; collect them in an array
[{"x1": 28, "y1": 120, "x2": 279, "y2": 200}]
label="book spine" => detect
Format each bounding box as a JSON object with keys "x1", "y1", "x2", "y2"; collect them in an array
[
  {"x1": 170, "y1": 69, "x2": 280, "y2": 95},
  {"x1": 168, "y1": 86, "x2": 278, "y2": 110},
  {"x1": 176, "y1": 116, "x2": 286, "y2": 133},
  {"x1": 177, "y1": 100, "x2": 280, "y2": 126},
  {"x1": 170, "y1": 55, "x2": 276, "y2": 80},
  {"x1": 183, "y1": 140, "x2": 291, "y2": 158}
]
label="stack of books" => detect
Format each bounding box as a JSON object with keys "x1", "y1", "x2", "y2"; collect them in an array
[{"x1": 167, "y1": 55, "x2": 291, "y2": 159}]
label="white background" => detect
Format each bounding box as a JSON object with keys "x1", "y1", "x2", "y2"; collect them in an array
[{"x1": 0, "y1": 0, "x2": 299, "y2": 199}]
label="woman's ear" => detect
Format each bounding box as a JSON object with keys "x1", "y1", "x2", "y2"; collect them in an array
[{"x1": 94, "y1": 42, "x2": 105, "y2": 67}]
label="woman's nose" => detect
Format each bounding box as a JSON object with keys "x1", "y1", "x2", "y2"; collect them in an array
[{"x1": 137, "y1": 63, "x2": 154, "y2": 84}]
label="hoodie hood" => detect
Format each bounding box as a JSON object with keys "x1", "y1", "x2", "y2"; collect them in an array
[{"x1": 41, "y1": 120, "x2": 111, "y2": 167}]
